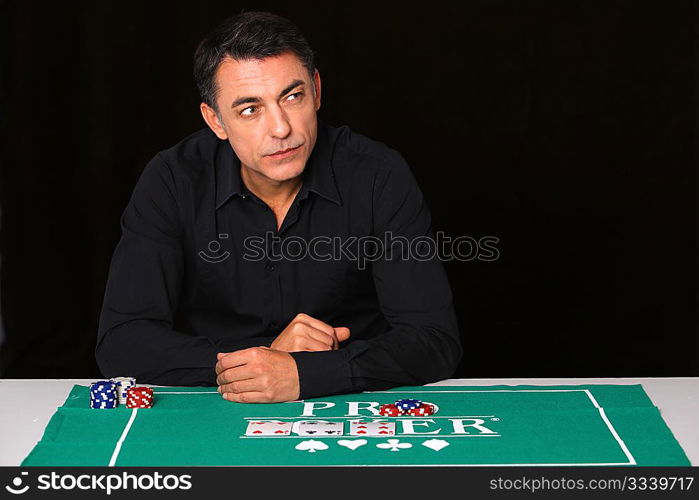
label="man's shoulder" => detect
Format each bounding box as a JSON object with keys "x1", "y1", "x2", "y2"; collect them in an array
[
  {"x1": 326, "y1": 122, "x2": 412, "y2": 179},
  {"x1": 154, "y1": 128, "x2": 220, "y2": 177}
]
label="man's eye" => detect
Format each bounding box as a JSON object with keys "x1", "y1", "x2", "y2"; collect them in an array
[
  {"x1": 240, "y1": 106, "x2": 257, "y2": 117},
  {"x1": 287, "y1": 92, "x2": 304, "y2": 102}
]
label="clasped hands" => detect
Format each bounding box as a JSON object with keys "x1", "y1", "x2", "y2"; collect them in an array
[{"x1": 215, "y1": 313, "x2": 350, "y2": 403}]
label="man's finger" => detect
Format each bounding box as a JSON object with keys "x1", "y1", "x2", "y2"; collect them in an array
[
  {"x1": 305, "y1": 327, "x2": 335, "y2": 348},
  {"x1": 219, "y1": 378, "x2": 261, "y2": 394},
  {"x1": 223, "y1": 391, "x2": 270, "y2": 403},
  {"x1": 295, "y1": 313, "x2": 335, "y2": 336},
  {"x1": 294, "y1": 337, "x2": 333, "y2": 352},
  {"x1": 216, "y1": 364, "x2": 259, "y2": 385},
  {"x1": 334, "y1": 327, "x2": 351, "y2": 343},
  {"x1": 215, "y1": 348, "x2": 257, "y2": 373}
]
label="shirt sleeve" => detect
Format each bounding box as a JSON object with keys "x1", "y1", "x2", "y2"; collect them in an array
[
  {"x1": 95, "y1": 154, "x2": 275, "y2": 386},
  {"x1": 290, "y1": 151, "x2": 463, "y2": 399}
]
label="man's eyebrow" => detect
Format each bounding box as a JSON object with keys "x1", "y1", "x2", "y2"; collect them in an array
[
  {"x1": 230, "y1": 80, "x2": 306, "y2": 109},
  {"x1": 230, "y1": 96, "x2": 260, "y2": 109},
  {"x1": 279, "y1": 79, "x2": 305, "y2": 98}
]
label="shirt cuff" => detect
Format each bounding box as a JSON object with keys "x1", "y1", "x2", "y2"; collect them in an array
[
  {"x1": 289, "y1": 349, "x2": 353, "y2": 399},
  {"x1": 215, "y1": 336, "x2": 275, "y2": 353}
]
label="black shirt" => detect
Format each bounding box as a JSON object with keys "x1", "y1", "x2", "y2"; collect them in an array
[{"x1": 96, "y1": 121, "x2": 462, "y2": 399}]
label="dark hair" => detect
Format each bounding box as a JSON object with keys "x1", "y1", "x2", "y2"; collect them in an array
[{"x1": 193, "y1": 11, "x2": 315, "y2": 111}]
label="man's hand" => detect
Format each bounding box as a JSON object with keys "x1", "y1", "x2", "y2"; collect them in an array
[
  {"x1": 270, "y1": 312, "x2": 351, "y2": 352},
  {"x1": 215, "y1": 347, "x2": 300, "y2": 403}
]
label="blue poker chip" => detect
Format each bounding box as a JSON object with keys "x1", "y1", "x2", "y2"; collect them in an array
[
  {"x1": 90, "y1": 384, "x2": 116, "y2": 391},
  {"x1": 394, "y1": 398, "x2": 422, "y2": 410},
  {"x1": 90, "y1": 401, "x2": 118, "y2": 408},
  {"x1": 90, "y1": 380, "x2": 116, "y2": 386},
  {"x1": 90, "y1": 381, "x2": 117, "y2": 391},
  {"x1": 89, "y1": 380, "x2": 119, "y2": 408}
]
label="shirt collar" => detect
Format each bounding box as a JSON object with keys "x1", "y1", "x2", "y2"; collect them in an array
[{"x1": 215, "y1": 120, "x2": 342, "y2": 210}]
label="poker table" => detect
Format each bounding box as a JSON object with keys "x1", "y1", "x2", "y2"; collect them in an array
[{"x1": 1, "y1": 378, "x2": 697, "y2": 467}]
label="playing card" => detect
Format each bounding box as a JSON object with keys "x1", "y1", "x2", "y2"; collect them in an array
[
  {"x1": 294, "y1": 421, "x2": 344, "y2": 436},
  {"x1": 349, "y1": 421, "x2": 395, "y2": 436},
  {"x1": 245, "y1": 420, "x2": 293, "y2": 436}
]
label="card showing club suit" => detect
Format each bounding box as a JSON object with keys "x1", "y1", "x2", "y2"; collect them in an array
[
  {"x1": 294, "y1": 421, "x2": 344, "y2": 436},
  {"x1": 349, "y1": 421, "x2": 395, "y2": 436},
  {"x1": 245, "y1": 421, "x2": 293, "y2": 436}
]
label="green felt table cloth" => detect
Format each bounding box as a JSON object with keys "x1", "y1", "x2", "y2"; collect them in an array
[{"x1": 22, "y1": 384, "x2": 690, "y2": 466}]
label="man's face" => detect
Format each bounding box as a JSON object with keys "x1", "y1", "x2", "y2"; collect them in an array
[{"x1": 202, "y1": 52, "x2": 321, "y2": 185}]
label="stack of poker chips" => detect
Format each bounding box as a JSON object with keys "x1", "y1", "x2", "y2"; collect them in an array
[
  {"x1": 111, "y1": 376, "x2": 136, "y2": 405},
  {"x1": 89, "y1": 380, "x2": 119, "y2": 409},
  {"x1": 126, "y1": 386, "x2": 154, "y2": 409},
  {"x1": 379, "y1": 398, "x2": 436, "y2": 417}
]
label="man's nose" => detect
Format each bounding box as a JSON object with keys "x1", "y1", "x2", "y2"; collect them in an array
[{"x1": 267, "y1": 105, "x2": 291, "y2": 139}]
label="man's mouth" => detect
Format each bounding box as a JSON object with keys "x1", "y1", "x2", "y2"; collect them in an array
[{"x1": 266, "y1": 145, "x2": 301, "y2": 159}]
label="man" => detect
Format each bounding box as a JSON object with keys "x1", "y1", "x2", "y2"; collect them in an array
[{"x1": 96, "y1": 11, "x2": 461, "y2": 403}]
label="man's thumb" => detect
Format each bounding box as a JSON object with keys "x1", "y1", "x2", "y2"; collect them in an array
[{"x1": 334, "y1": 327, "x2": 351, "y2": 342}]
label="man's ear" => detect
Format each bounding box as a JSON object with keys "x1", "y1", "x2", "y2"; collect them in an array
[
  {"x1": 312, "y1": 69, "x2": 322, "y2": 111},
  {"x1": 200, "y1": 103, "x2": 228, "y2": 140}
]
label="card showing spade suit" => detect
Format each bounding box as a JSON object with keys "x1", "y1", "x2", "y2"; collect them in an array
[
  {"x1": 349, "y1": 421, "x2": 395, "y2": 436},
  {"x1": 245, "y1": 421, "x2": 293, "y2": 436},
  {"x1": 295, "y1": 421, "x2": 344, "y2": 436}
]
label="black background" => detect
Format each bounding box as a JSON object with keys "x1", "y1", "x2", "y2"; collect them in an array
[{"x1": 0, "y1": 0, "x2": 696, "y2": 379}]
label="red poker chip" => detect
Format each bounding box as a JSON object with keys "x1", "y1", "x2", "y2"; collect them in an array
[
  {"x1": 125, "y1": 386, "x2": 154, "y2": 408},
  {"x1": 127, "y1": 389, "x2": 152, "y2": 394},
  {"x1": 126, "y1": 400, "x2": 153, "y2": 408},
  {"x1": 407, "y1": 403, "x2": 435, "y2": 416},
  {"x1": 378, "y1": 403, "x2": 404, "y2": 416}
]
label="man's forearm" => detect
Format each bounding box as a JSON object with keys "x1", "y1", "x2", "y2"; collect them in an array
[
  {"x1": 290, "y1": 316, "x2": 462, "y2": 399},
  {"x1": 96, "y1": 319, "x2": 275, "y2": 386}
]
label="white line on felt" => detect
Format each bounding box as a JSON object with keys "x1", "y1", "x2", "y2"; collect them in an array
[
  {"x1": 108, "y1": 408, "x2": 138, "y2": 467},
  {"x1": 583, "y1": 390, "x2": 603, "y2": 409},
  {"x1": 583, "y1": 389, "x2": 636, "y2": 465},
  {"x1": 598, "y1": 407, "x2": 636, "y2": 465}
]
